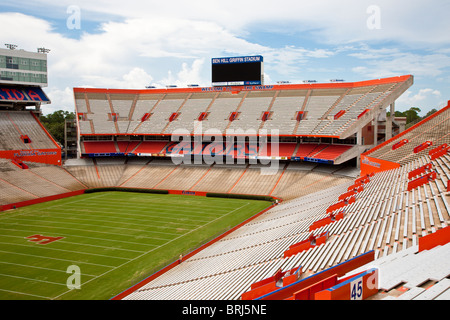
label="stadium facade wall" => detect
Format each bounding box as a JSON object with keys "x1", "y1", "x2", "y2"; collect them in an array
[
  {"x1": 0, "y1": 111, "x2": 62, "y2": 165},
  {"x1": 0, "y1": 148, "x2": 61, "y2": 166},
  {"x1": 360, "y1": 154, "x2": 401, "y2": 176},
  {"x1": 252, "y1": 250, "x2": 375, "y2": 300},
  {"x1": 419, "y1": 226, "x2": 450, "y2": 252}
]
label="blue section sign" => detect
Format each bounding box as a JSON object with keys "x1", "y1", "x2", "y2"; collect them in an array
[{"x1": 0, "y1": 86, "x2": 50, "y2": 102}]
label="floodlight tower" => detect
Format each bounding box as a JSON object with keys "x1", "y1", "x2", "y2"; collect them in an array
[
  {"x1": 5, "y1": 43, "x2": 18, "y2": 50},
  {"x1": 37, "y1": 47, "x2": 51, "y2": 54}
]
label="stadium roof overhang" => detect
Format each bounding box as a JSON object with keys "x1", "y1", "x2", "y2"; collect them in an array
[
  {"x1": 0, "y1": 85, "x2": 51, "y2": 104},
  {"x1": 73, "y1": 75, "x2": 413, "y2": 96}
]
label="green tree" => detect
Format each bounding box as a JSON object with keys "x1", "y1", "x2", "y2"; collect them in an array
[
  {"x1": 387, "y1": 106, "x2": 422, "y2": 124},
  {"x1": 403, "y1": 107, "x2": 421, "y2": 124},
  {"x1": 424, "y1": 108, "x2": 438, "y2": 118},
  {"x1": 40, "y1": 110, "x2": 75, "y2": 146}
]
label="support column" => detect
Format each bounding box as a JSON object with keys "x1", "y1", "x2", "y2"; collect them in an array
[
  {"x1": 374, "y1": 117, "x2": 378, "y2": 146},
  {"x1": 357, "y1": 128, "x2": 363, "y2": 145},
  {"x1": 356, "y1": 128, "x2": 362, "y2": 169},
  {"x1": 386, "y1": 102, "x2": 395, "y2": 140}
]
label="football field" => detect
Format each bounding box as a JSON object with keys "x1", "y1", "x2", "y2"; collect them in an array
[{"x1": 0, "y1": 191, "x2": 271, "y2": 300}]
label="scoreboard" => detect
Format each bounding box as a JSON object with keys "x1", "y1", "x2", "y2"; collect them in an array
[{"x1": 212, "y1": 55, "x2": 263, "y2": 86}]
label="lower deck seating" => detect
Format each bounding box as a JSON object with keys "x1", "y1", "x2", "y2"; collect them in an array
[
  {"x1": 133, "y1": 141, "x2": 169, "y2": 154},
  {"x1": 258, "y1": 143, "x2": 297, "y2": 158},
  {"x1": 0, "y1": 162, "x2": 88, "y2": 206},
  {"x1": 83, "y1": 141, "x2": 117, "y2": 154},
  {"x1": 117, "y1": 106, "x2": 450, "y2": 300},
  {"x1": 295, "y1": 144, "x2": 323, "y2": 158},
  {"x1": 313, "y1": 145, "x2": 353, "y2": 160},
  {"x1": 80, "y1": 141, "x2": 356, "y2": 164}
]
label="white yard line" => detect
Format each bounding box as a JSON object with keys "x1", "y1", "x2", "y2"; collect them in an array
[
  {"x1": 3, "y1": 216, "x2": 181, "y2": 237},
  {"x1": 0, "y1": 273, "x2": 66, "y2": 286},
  {"x1": 19, "y1": 205, "x2": 211, "y2": 224},
  {"x1": 0, "y1": 260, "x2": 97, "y2": 277},
  {"x1": 75, "y1": 199, "x2": 234, "y2": 215},
  {"x1": 52, "y1": 202, "x2": 252, "y2": 300},
  {"x1": 12, "y1": 211, "x2": 201, "y2": 230},
  {"x1": 1, "y1": 193, "x2": 257, "y2": 300},
  {"x1": 0, "y1": 249, "x2": 116, "y2": 268},
  {"x1": 0, "y1": 221, "x2": 174, "y2": 242},
  {"x1": 0, "y1": 193, "x2": 109, "y2": 221},
  {"x1": 0, "y1": 226, "x2": 159, "y2": 248},
  {"x1": 0, "y1": 288, "x2": 53, "y2": 300},
  {"x1": 0, "y1": 241, "x2": 132, "y2": 261}
]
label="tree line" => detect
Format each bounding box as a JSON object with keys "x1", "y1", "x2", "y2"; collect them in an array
[
  {"x1": 40, "y1": 110, "x2": 75, "y2": 146},
  {"x1": 387, "y1": 107, "x2": 438, "y2": 125}
]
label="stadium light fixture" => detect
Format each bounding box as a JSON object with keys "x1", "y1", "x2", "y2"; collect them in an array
[
  {"x1": 5, "y1": 44, "x2": 18, "y2": 50},
  {"x1": 37, "y1": 47, "x2": 51, "y2": 54}
]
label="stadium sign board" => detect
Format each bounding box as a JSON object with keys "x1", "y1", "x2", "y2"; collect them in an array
[{"x1": 212, "y1": 55, "x2": 264, "y2": 87}]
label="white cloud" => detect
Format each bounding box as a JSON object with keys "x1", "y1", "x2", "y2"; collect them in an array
[
  {"x1": 396, "y1": 88, "x2": 444, "y2": 113},
  {"x1": 350, "y1": 48, "x2": 450, "y2": 79},
  {"x1": 78, "y1": 67, "x2": 154, "y2": 89},
  {"x1": 122, "y1": 68, "x2": 154, "y2": 88},
  {"x1": 44, "y1": 87, "x2": 75, "y2": 114},
  {"x1": 174, "y1": 59, "x2": 206, "y2": 86},
  {"x1": 6, "y1": 0, "x2": 450, "y2": 47},
  {"x1": 1, "y1": 1, "x2": 449, "y2": 115}
]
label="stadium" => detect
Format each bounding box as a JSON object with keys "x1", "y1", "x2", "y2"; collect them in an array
[{"x1": 0, "y1": 46, "x2": 449, "y2": 303}]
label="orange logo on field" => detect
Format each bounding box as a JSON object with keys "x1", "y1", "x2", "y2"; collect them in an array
[{"x1": 25, "y1": 234, "x2": 65, "y2": 245}]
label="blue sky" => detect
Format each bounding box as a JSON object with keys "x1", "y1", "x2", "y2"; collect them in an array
[{"x1": 1, "y1": 0, "x2": 450, "y2": 115}]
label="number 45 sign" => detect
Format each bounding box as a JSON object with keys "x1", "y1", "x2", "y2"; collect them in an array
[
  {"x1": 350, "y1": 279, "x2": 363, "y2": 300},
  {"x1": 350, "y1": 268, "x2": 378, "y2": 300}
]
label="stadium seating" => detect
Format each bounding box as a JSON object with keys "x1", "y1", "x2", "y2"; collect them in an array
[
  {"x1": 133, "y1": 141, "x2": 169, "y2": 155},
  {"x1": 75, "y1": 76, "x2": 413, "y2": 139},
  {"x1": 313, "y1": 145, "x2": 353, "y2": 161},
  {"x1": 0, "y1": 111, "x2": 59, "y2": 151},
  {"x1": 80, "y1": 140, "x2": 354, "y2": 165},
  {"x1": 0, "y1": 159, "x2": 87, "y2": 206},
  {"x1": 116, "y1": 101, "x2": 449, "y2": 300},
  {"x1": 83, "y1": 141, "x2": 117, "y2": 154},
  {"x1": 365, "y1": 100, "x2": 450, "y2": 165},
  {"x1": 3, "y1": 76, "x2": 448, "y2": 300},
  {"x1": 294, "y1": 144, "x2": 324, "y2": 159},
  {"x1": 258, "y1": 143, "x2": 297, "y2": 158}
]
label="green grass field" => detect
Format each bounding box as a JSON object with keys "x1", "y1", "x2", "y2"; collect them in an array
[{"x1": 0, "y1": 191, "x2": 271, "y2": 300}]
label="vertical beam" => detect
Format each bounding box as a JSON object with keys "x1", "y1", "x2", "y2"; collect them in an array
[
  {"x1": 373, "y1": 117, "x2": 378, "y2": 146},
  {"x1": 386, "y1": 102, "x2": 395, "y2": 140},
  {"x1": 357, "y1": 128, "x2": 363, "y2": 145}
]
